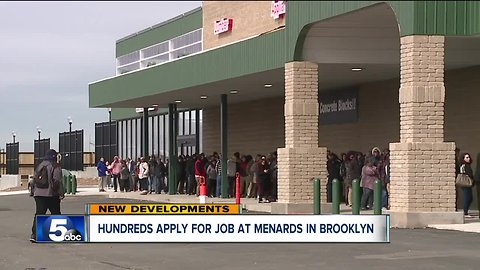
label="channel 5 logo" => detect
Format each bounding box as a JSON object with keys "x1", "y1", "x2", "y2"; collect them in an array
[{"x1": 36, "y1": 215, "x2": 86, "y2": 242}]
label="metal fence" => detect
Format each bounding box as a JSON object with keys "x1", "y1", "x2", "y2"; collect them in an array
[
  {"x1": 6, "y1": 142, "x2": 19, "y2": 174},
  {"x1": 59, "y1": 130, "x2": 84, "y2": 171},
  {"x1": 34, "y1": 138, "x2": 50, "y2": 170},
  {"x1": 95, "y1": 121, "x2": 117, "y2": 163}
]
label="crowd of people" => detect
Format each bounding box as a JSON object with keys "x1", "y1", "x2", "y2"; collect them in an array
[
  {"x1": 96, "y1": 151, "x2": 278, "y2": 202},
  {"x1": 326, "y1": 147, "x2": 390, "y2": 210},
  {"x1": 95, "y1": 146, "x2": 479, "y2": 216}
]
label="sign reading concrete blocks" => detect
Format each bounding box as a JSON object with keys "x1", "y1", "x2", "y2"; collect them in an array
[{"x1": 319, "y1": 88, "x2": 359, "y2": 125}]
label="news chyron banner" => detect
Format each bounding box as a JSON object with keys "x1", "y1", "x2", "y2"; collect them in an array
[
  {"x1": 87, "y1": 203, "x2": 241, "y2": 215},
  {"x1": 36, "y1": 203, "x2": 390, "y2": 243}
]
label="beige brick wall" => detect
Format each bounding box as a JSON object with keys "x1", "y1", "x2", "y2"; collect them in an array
[
  {"x1": 278, "y1": 147, "x2": 327, "y2": 203},
  {"x1": 279, "y1": 61, "x2": 327, "y2": 203},
  {"x1": 445, "y1": 66, "x2": 480, "y2": 169},
  {"x1": 201, "y1": 66, "x2": 480, "y2": 162},
  {"x1": 200, "y1": 65, "x2": 480, "y2": 208},
  {"x1": 202, "y1": 97, "x2": 285, "y2": 157},
  {"x1": 202, "y1": 1, "x2": 285, "y2": 50},
  {"x1": 399, "y1": 36, "x2": 445, "y2": 143},
  {"x1": 201, "y1": 79, "x2": 400, "y2": 160},
  {"x1": 389, "y1": 142, "x2": 456, "y2": 212},
  {"x1": 445, "y1": 66, "x2": 480, "y2": 209},
  {"x1": 284, "y1": 62, "x2": 319, "y2": 148},
  {"x1": 390, "y1": 35, "x2": 453, "y2": 213},
  {"x1": 319, "y1": 79, "x2": 400, "y2": 155}
]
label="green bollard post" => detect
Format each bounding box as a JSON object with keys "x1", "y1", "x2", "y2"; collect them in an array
[
  {"x1": 63, "y1": 175, "x2": 67, "y2": 192},
  {"x1": 352, "y1": 179, "x2": 360, "y2": 215},
  {"x1": 314, "y1": 178, "x2": 321, "y2": 215},
  {"x1": 71, "y1": 175, "x2": 77, "y2": 195},
  {"x1": 332, "y1": 179, "x2": 340, "y2": 214},
  {"x1": 66, "y1": 175, "x2": 72, "y2": 194},
  {"x1": 374, "y1": 179, "x2": 382, "y2": 215}
]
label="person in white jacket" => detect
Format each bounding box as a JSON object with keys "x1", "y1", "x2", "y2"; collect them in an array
[{"x1": 138, "y1": 157, "x2": 150, "y2": 195}]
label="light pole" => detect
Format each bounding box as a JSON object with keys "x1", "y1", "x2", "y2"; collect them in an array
[
  {"x1": 68, "y1": 117, "x2": 73, "y2": 133},
  {"x1": 108, "y1": 108, "x2": 112, "y2": 162},
  {"x1": 36, "y1": 126, "x2": 41, "y2": 141},
  {"x1": 68, "y1": 117, "x2": 73, "y2": 170},
  {"x1": 12, "y1": 131, "x2": 16, "y2": 144}
]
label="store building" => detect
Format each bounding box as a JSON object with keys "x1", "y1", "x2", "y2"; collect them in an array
[{"x1": 89, "y1": 1, "x2": 480, "y2": 228}]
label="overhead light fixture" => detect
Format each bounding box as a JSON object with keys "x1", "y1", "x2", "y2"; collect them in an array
[
  {"x1": 200, "y1": 95, "x2": 208, "y2": 99},
  {"x1": 230, "y1": 90, "x2": 238, "y2": 94},
  {"x1": 175, "y1": 100, "x2": 182, "y2": 103},
  {"x1": 351, "y1": 68, "x2": 363, "y2": 71},
  {"x1": 264, "y1": 84, "x2": 273, "y2": 88},
  {"x1": 151, "y1": 104, "x2": 159, "y2": 107}
]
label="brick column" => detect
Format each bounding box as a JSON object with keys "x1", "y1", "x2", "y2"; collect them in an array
[
  {"x1": 273, "y1": 61, "x2": 327, "y2": 214},
  {"x1": 389, "y1": 36, "x2": 462, "y2": 228}
]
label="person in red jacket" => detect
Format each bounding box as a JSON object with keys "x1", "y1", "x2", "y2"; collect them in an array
[{"x1": 194, "y1": 153, "x2": 206, "y2": 196}]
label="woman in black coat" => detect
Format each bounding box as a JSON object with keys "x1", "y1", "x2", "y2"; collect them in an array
[{"x1": 459, "y1": 153, "x2": 474, "y2": 217}]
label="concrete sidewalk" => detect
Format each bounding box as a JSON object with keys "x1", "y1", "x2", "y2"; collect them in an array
[
  {"x1": 106, "y1": 189, "x2": 480, "y2": 234},
  {"x1": 107, "y1": 189, "x2": 274, "y2": 213},
  {"x1": 2, "y1": 186, "x2": 480, "y2": 233},
  {"x1": 0, "y1": 186, "x2": 104, "y2": 197}
]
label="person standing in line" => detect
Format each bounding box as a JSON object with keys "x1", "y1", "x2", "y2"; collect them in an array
[
  {"x1": 119, "y1": 159, "x2": 130, "y2": 192},
  {"x1": 455, "y1": 148, "x2": 461, "y2": 211},
  {"x1": 96, "y1": 157, "x2": 107, "y2": 192},
  {"x1": 30, "y1": 149, "x2": 65, "y2": 242},
  {"x1": 360, "y1": 157, "x2": 378, "y2": 210},
  {"x1": 227, "y1": 155, "x2": 237, "y2": 198},
  {"x1": 380, "y1": 149, "x2": 391, "y2": 209},
  {"x1": 245, "y1": 155, "x2": 255, "y2": 198},
  {"x1": 186, "y1": 155, "x2": 196, "y2": 195},
  {"x1": 459, "y1": 153, "x2": 474, "y2": 217},
  {"x1": 268, "y1": 152, "x2": 278, "y2": 202},
  {"x1": 110, "y1": 156, "x2": 122, "y2": 192},
  {"x1": 344, "y1": 151, "x2": 360, "y2": 207},
  {"x1": 239, "y1": 155, "x2": 249, "y2": 198},
  {"x1": 215, "y1": 154, "x2": 222, "y2": 198},
  {"x1": 177, "y1": 156, "x2": 187, "y2": 194},
  {"x1": 206, "y1": 159, "x2": 217, "y2": 197},
  {"x1": 127, "y1": 158, "x2": 136, "y2": 192},
  {"x1": 326, "y1": 152, "x2": 341, "y2": 203},
  {"x1": 257, "y1": 156, "x2": 270, "y2": 203},
  {"x1": 105, "y1": 161, "x2": 112, "y2": 189},
  {"x1": 250, "y1": 154, "x2": 262, "y2": 199},
  {"x1": 139, "y1": 157, "x2": 150, "y2": 195},
  {"x1": 194, "y1": 153, "x2": 206, "y2": 196},
  {"x1": 148, "y1": 155, "x2": 158, "y2": 194}
]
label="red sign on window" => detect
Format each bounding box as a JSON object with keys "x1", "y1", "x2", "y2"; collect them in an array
[
  {"x1": 214, "y1": 18, "x2": 233, "y2": 35},
  {"x1": 271, "y1": 1, "x2": 286, "y2": 19}
]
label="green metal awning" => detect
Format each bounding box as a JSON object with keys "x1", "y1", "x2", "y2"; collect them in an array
[{"x1": 89, "y1": 29, "x2": 286, "y2": 109}]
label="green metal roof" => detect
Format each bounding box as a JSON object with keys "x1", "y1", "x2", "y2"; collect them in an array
[
  {"x1": 287, "y1": 1, "x2": 480, "y2": 60},
  {"x1": 89, "y1": 29, "x2": 286, "y2": 108},
  {"x1": 90, "y1": 1, "x2": 480, "y2": 117}
]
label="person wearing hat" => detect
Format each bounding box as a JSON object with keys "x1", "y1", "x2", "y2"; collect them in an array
[{"x1": 30, "y1": 149, "x2": 65, "y2": 242}]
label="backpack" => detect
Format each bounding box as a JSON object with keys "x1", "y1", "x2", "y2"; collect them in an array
[{"x1": 34, "y1": 165, "x2": 51, "y2": 189}]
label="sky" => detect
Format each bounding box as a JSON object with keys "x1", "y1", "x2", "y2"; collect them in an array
[{"x1": 0, "y1": 1, "x2": 201, "y2": 152}]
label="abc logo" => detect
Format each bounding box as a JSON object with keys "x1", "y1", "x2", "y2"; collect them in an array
[
  {"x1": 42, "y1": 216, "x2": 84, "y2": 242},
  {"x1": 63, "y1": 229, "x2": 82, "y2": 241}
]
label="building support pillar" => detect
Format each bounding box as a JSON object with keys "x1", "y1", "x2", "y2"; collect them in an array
[
  {"x1": 272, "y1": 61, "x2": 328, "y2": 214},
  {"x1": 220, "y1": 94, "x2": 229, "y2": 198},
  {"x1": 168, "y1": 104, "x2": 177, "y2": 195},
  {"x1": 388, "y1": 35, "x2": 462, "y2": 228},
  {"x1": 195, "y1": 109, "x2": 200, "y2": 154},
  {"x1": 142, "y1": 108, "x2": 149, "y2": 158}
]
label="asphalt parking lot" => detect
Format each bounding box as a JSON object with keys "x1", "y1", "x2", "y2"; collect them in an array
[{"x1": 1, "y1": 194, "x2": 479, "y2": 270}]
